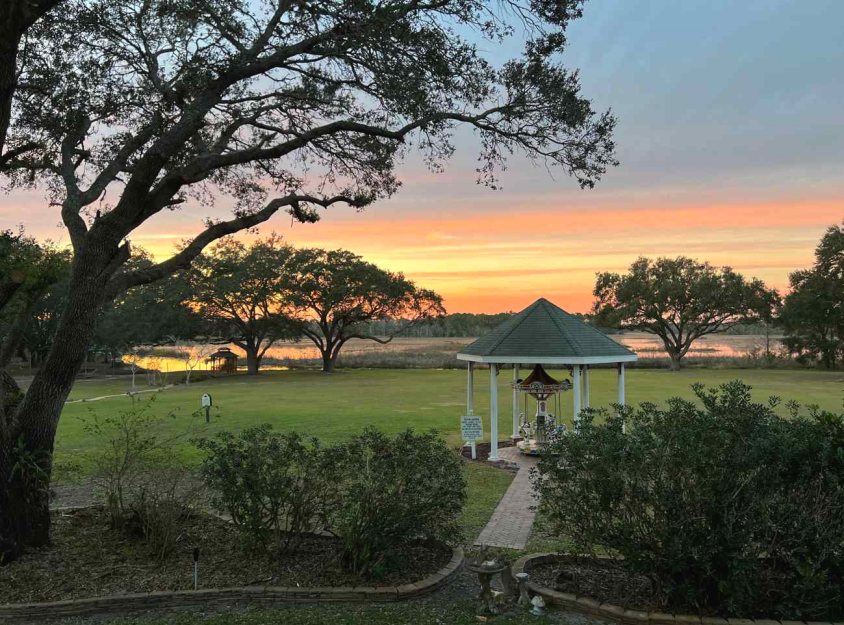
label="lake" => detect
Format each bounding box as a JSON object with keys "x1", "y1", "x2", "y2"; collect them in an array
[{"x1": 130, "y1": 333, "x2": 785, "y2": 372}]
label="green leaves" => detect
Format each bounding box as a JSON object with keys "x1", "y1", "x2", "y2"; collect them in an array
[
  {"x1": 780, "y1": 223, "x2": 844, "y2": 369},
  {"x1": 593, "y1": 256, "x2": 779, "y2": 369},
  {"x1": 332, "y1": 428, "x2": 466, "y2": 576},
  {"x1": 196, "y1": 426, "x2": 466, "y2": 577},
  {"x1": 197, "y1": 426, "x2": 337, "y2": 553},
  {"x1": 535, "y1": 381, "x2": 844, "y2": 618}
]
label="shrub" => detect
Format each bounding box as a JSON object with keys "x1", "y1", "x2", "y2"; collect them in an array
[
  {"x1": 196, "y1": 426, "x2": 339, "y2": 553},
  {"x1": 535, "y1": 381, "x2": 844, "y2": 619},
  {"x1": 129, "y1": 465, "x2": 205, "y2": 561},
  {"x1": 85, "y1": 396, "x2": 204, "y2": 560},
  {"x1": 332, "y1": 428, "x2": 466, "y2": 577}
]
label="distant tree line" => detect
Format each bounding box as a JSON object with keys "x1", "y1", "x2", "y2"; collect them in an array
[
  {"x1": 4, "y1": 222, "x2": 844, "y2": 382},
  {"x1": 358, "y1": 312, "x2": 516, "y2": 338},
  {"x1": 2, "y1": 235, "x2": 445, "y2": 375},
  {"x1": 592, "y1": 221, "x2": 844, "y2": 370}
]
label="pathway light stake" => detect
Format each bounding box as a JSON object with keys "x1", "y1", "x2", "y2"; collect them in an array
[{"x1": 193, "y1": 547, "x2": 200, "y2": 590}]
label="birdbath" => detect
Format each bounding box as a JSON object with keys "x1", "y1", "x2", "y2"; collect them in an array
[{"x1": 466, "y1": 559, "x2": 509, "y2": 615}]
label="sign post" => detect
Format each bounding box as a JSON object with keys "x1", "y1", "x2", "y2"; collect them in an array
[
  {"x1": 461, "y1": 415, "x2": 483, "y2": 460},
  {"x1": 201, "y1": 393, "x2": 212, "y2": 423}
]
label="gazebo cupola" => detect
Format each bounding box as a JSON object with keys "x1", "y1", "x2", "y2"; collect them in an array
[{"x1": 457, "y1": 297, "x2": 637, "y2": 461}]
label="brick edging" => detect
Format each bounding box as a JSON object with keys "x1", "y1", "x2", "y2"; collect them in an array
[
  {"x1": 512, "y1": 553, "x2": 835, "y2": 625},
  {"x1": 0, "y1": 547, "x2": 463, "y2": 622}
]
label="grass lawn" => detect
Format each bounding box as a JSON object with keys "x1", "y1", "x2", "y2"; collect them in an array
[
  {"x1": 56, "y1": 367, "x2": 844, "y2": 468},
  {"x1": 52, "y1": 366, "x2": 842, "y2": 546},
  {"x1": 34, "y1": 367, "x2": 844, "y2": 623}
]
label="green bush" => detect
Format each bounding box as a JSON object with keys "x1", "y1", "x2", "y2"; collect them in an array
[
  {"x1": 535, "y1": 381, "x2": 844, "y2": 619},
  {"x1": 85, "y1": 397, "x2": 204, "y2": 560},
  {"x1": 197, "y1": 426, "x2": 339, "y2": 553},
  {"x1": 197, "y1": 426, "x2": 465, "y2": 577},
  {"x1": 333, "y1": 428, "x2": 466, "y2": 577}
]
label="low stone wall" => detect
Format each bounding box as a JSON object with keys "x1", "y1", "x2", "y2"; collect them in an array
[
  {"x1": 0, "y1": 547, "x2": 463, "y2": 623},
  {"x1": 513, "y1": 553, "x2": 837, "y2": 625}
]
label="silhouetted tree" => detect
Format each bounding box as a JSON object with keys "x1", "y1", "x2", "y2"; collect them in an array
[
  {"x1": 780, "y1": 224, "x2": 844, "y2": 369},
  {"x1": 281, "y1": 249, "x2": 445, "y2": 372},
  {"x1": 0, "y1": 0, "x2": 617, "y2": 561},
  {"x1": 189, "y1": 237, "x2": 301, "y2": 375},
  {"x1": 593, "y1": 257, "x2": 778, "y2": 370}
]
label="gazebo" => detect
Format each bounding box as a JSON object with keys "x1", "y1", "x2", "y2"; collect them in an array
[
  {"x1": 207, "y1": 347, "x2": 238, "y2": 374},
  {"x1": 456, "y1": 297, "x2": 637, "y2": 461}
]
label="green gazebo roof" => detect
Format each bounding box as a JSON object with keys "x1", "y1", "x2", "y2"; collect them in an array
[{"x1": 456, "y1": 298, "x2": 637, "y2": 365}]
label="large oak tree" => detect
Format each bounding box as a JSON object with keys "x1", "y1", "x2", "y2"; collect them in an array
[
  {"x1": 593, "y1": 257, "x2": 777, "y2": 370},
  {"x1": 189, "y1": 236, "x2": 301, "y2": 375},
  {"x1": 0, "y1": 0, "x2": 617, "y2": 561},
  {"x1": 281, "y1": 248, "x2": 445, "y2": 372}
]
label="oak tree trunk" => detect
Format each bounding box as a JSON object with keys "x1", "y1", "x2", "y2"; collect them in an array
[
  {"x1": 0, "y1": 248, "x2": 111, "y2": 563},
  {"x1": 321, "y1": 349, "x2": 336, "y2": 373},
  {"x1": 669, "y1": 352, "x2": 682, "y2": 371},
  {"x1": 245, "y1": 349, "x2": 261, "y2": 375},
  {"x1": 0, "y1": 32, "x2": 20, "y2": 160}
]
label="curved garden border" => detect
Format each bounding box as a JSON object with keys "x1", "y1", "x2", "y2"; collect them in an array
[
  {"x1": 0, "y1": 546, "x2": 463, "y2": 622},
  {"x1": 513, "y1": 553, "x2": 833, "y2": 625}
]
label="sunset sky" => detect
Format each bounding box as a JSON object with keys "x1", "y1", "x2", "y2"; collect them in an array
[{"x1": 2, "y1": 0, "x2": 843, "y2": 313}]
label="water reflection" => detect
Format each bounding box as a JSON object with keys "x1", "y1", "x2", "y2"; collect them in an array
[{"x1": 127, "y1": 333, "x2": 785, "y2": 371}]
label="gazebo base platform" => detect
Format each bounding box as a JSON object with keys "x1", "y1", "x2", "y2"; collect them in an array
[{"x1": 516, "y1": 438, "x2": 563, "y2": 457}]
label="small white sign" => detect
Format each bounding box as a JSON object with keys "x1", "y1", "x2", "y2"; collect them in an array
[
  {"x1": 460, "y1": 415, "x2": 483, "y2": 441},
  {"x1": 201, "y1": 393, "x2": 212, "y2": 408}
]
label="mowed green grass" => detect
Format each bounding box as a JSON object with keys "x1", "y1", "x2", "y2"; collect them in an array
[{"x1": 56, "y1": 367, "x2": 844, "y2": 468}]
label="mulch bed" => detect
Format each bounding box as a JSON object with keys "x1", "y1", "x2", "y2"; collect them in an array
[
  {"x1": 0, "y1": 507, "x2": 451, "y2": 605},
  {"x1": 530, "y1": 555, "x2": 665, "y2": 612},
  {"x1": 460, "y1": 439, "x2": 517, "y2": 461}
]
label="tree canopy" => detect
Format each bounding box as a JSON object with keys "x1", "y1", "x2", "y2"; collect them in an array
[
  {"x1": 92, "y1": 255, "x2": 200, "y2": 360},
  {"x1": 593, "y1": 256, "x2": 778, "y2": 370},
  {"x1": 189, "y1": 236, "x2": 301, "y2": 374},
  {"x1": 0, "y1": 0, "x2": 618, "y2": 562},
  {"x1": 280, "y1": 248, "x2": 445, "y2": 372},
  {"x1": 780, "y1": 224, "x2": 844, "y2": 369},
  {"x1": 0, "y1": 230, "x2": 69, "y2": 382}
]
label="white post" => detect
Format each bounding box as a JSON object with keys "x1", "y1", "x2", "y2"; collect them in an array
[
  {"x1": 572, "y1": 364, "x2": 582, "y2": 427},
  {"x1": 617, "y1": 363, "x2": 626, "y2": 433},
  {"x1": 582, "y1": 365, "x2": 590, "y2": 409},
  {"x1": 467, "y1": 362, "x2": 476, "y2": 459},
  {"x1": 512, "y1": 364, "x2": 520, "y2": 439},
  {"x1": 489, "y1": 364, "x2": 499, "y2": 461}
]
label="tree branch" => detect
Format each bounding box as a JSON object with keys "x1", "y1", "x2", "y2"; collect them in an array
[{"x1": 105, "y1": 193, "x2": 361, "y2": 297}]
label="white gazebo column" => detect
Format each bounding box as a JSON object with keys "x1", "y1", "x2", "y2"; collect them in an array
[
  {"x1": 572, "y1": 364, "x2": 582, "y2": 426},
  {"x1": 582, "y1": 365, "x2": 590, "y2": 409},
  {"x1": 512, "y1": 364, "x2": 520, "y2": 439},
  {"x1": 467, "y1": 362, "x2": 476, "y2": 459},
  {"x1": 489, "y1": 364, "x2": 499, "y2": 461},
  {"x1": 617, "y1": 363, "x2": 626, "y2": 433}
]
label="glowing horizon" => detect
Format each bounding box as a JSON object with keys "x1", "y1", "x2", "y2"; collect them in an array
[{"x1": 2, "y1": 0, "x2": 843, "y2": 314}]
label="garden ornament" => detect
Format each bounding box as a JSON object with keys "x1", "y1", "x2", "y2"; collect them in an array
[{"x1": 530, "y1": 594, "x2": 546, "y2": 616}]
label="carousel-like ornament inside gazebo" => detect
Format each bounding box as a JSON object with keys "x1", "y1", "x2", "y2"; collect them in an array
[{"x1": 514, "y1": 364, "x2": 573, "y2": 455}]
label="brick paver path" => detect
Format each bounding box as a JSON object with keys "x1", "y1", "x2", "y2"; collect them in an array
[{"x1": 474, "y1": 446, "x2": 539, "y2": 549}]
